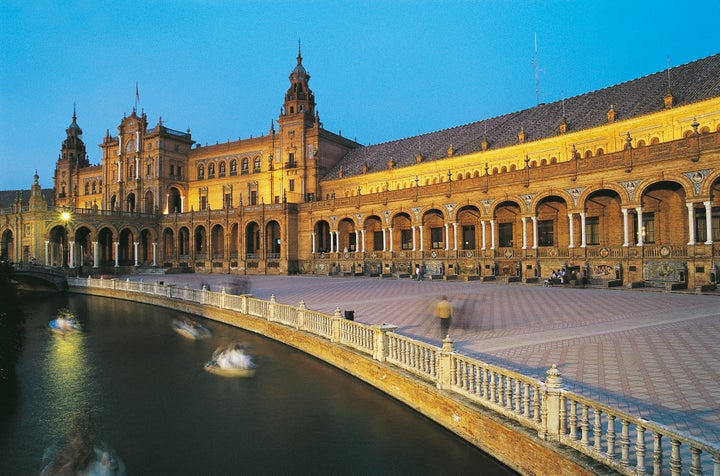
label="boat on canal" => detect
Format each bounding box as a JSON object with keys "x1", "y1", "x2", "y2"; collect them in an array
[{"x1": 204, "y1": 342, "x2": 256, "y2": 378}]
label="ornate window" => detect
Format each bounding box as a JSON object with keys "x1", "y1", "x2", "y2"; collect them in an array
[
  {"x1": 253, "y1": 157, "x2": 261, "y2": 173},
  {"x1": 241, "y1": 158, "x2": 249, "y2": 175},
  {"x1": 198, "y1": 165, "x2": 205, "y2": 180},
  {"x1": 230, "y1": 159, "x2": 237, "y2": 176},
  {"x1": 208, "y1": 163, "x2": 215, "y2": 178}
]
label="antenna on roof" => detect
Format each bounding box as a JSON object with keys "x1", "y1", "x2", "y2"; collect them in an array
[{"x1": 532, "y1": 33, "x2": 543, "y2": 105}]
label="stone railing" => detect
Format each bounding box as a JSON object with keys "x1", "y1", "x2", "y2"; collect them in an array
[{"x1": 68, "y1": 276, "x2": 720, "y2": 475}]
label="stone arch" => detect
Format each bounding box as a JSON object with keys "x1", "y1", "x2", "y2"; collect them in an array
[
  {"x1": 390, "y1": 212, "x2": 413, "y2": 252},
  {"x1": 194, "y1": 225, "x2": 207, "y2": 258},
  {"x1": 491, "y1": 200, "x2": 522, "y2": 249},
  {"x1": 178, "y1": 227, "x2": 190, "y2": 256},
  {"x1": 167, "y1": 186, "x2": 183, "y2": 213},
  {"x1": 245, "y1": 221, "x2": 260, "y2": 256},
  {"x1": 456, "y1": 205, "x2": 481, "y2": 250},
  {"x1": 583, "y1": 188, "x2": 625, "y2": 247},
  {"x1": 363, "y1": 215, "x2": 384, "y2": 252},
  {"x1": 313, "y1": 219, "x2": 331, "y2": 253},
  {"x1": 265, "y1": 220, "x2": 281, "y2": 257},
  {"x1": 211, "y1": 224, "x2": 224, "y2": 259},
  {"x1": 144, "y1": 189, "x2": 154, "y2": 214},
  {"x1": 337, "y1": 217, "x2": 356, "y2": 252},
  {"x1": 1, "y1": 229, "x2": 14, "y2": 262}
]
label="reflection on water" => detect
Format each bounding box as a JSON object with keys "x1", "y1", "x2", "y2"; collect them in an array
[
  {"x1": 0, "y1": 293, "x2": 516, "y2": 475},
  {"x1": 43, "y1": 330, "x2": 97, "y2": 442}
]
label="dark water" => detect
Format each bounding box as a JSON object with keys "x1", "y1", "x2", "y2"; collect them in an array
[{"x1": 0, "y1": 293, "x2": 515, "y2": 475}]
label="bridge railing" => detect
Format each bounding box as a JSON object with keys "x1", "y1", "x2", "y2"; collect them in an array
[{"x1": 68, "y1": 276, "x2": 720, "y2": 475}]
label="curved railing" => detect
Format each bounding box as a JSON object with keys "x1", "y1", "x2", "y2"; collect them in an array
[{"x1": 68, "y1": 276, "x2": 720, "y2": 475}]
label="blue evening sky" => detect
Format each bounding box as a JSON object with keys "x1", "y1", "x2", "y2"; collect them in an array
[{"x1": 1, "y1": 1, "x2": 718, "y2": 191}]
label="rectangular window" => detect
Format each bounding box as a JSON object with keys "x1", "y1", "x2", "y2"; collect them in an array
[
  {"x1": 200, "y1": 196, "x2": 207, "y2": 210},
  {"x1": 498, "y1": 222, "x2": 513, "y2": 247},
  {"x1": 373, "y1": 231, "x2": 384, "y2": 251},
  {"x1": 430, "y1": 227, "x2": 443, "y2": 249},
  {"x1": 537, "y1": 220, "x2": 554, "y2": 246},
  {"x1": 586, "y1": 217, "x2": 600, "y2": 245},
  {"x1": 695, "y1": 208, "x2": 720, "y2": 242},
  {"x1": 250, "y1": 191, "x2": 257, "y2": 206},
  {"x1": 462, "y1": 225, "x2": 475, "y2": 250},
  {"x1": 224, "y1": 193, "x2": 232, "y2": 209},
  {"x1": 401, "y1": 229, "x2": 413, "y2": 250},
  {"x1": 642, "y1": 213, "x2": 655, "y2": 243},
  {"x1": 348, "y1": 233, "x2": 356, "y2": 252},
  {"x1": 289, "y1": 179, "x2": 295, "y2": 192}
]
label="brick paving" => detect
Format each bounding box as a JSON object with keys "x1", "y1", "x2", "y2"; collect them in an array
[{"x1": 127, "y1": 273, "x2": 720, "y2": 444}]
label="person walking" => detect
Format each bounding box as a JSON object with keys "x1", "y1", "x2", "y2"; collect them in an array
[{"x1": 434, "y1": 295, "x2": 453, "y2": 339}]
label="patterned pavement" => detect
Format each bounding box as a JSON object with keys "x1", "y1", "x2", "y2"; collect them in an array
[{"x1": 128, "y1": 273, "x2": 720, "y2": 444}]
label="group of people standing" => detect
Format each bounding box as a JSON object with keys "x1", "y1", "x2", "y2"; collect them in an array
[{"x1": 548, "y1": 267, "x2": 585, "y2": 286}]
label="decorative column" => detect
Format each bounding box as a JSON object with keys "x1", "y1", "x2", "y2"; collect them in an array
[
  {"x1": 622, "y1": 208, "x2": 630, "y2": 247},
  {"x1": 686, "y1": 203, "x2": 696, "y2": 245},
  {"x1": 444, "y1": 223, "x2": 450, "y2": 251},
  {"x1": 180, "y1": 195, "x2": 185, "y2": 213},
  {"x1": 44, "y1": 240, "x2": 50, "y2": 266},
  {"x1": 418, "y1": 225, "x2": 424, "y2": 251},
  {"x1": 69, "y1": 241, "x2": 76, "y2": 268},
  {"x1": 93, "y1": 241, "x2": 99, "y2": 268},
  {"x1": 311, "y1": 232, "x2": 316, "y2": 253},
  {"x1": 531, "y1": 216, "x2": 538, "y2": 249},
  {"x1": 704, "y1": 201, "x2": 713, "y2": 244},
  {"x1": 388, "y1": 227, "x2": 394, "y2": 252},
  {"x1": 114, "y1": 241, "x2": 120, "y2": 267},
  {"x1": 411, "y1": 226, "x2": 416, "y2": 251},
  {"x1": 382, "y1": 228, "x2": 387, "y2": 252},
  {"x1": 580, "y1": 212, "x2": 587, "y2": 248},
  {"x1": 452, "y1": 222, "x2": 458, "y2": 251},
  {"x1": 635, "y1": 207, "x2": 644, "y2": 246},
  {"x1": 152, "y1": 242, "x2": 157, "y2": 267},
  {"x1": 480, "y1": 220, "x2": 486, "y2": 250},
  {"x1": 361, "y1": 229, "x2": 366, "y2": 252},
  {"x1": 134, "y1": 241, "x2": 139, "y2": 266},
  {"x1": 542, "y1": 365, "x2": 564, "y2": 441},
  {"x1": 521, "y1": 217, "x2": 528, "y2": 249},
  {"x1": 490, "y1": 220, "x2": 496, "y2": 250},
  {"x1": 135, "y1": 157, "x2": 140, "y2": 180},
  {"x1": 568, "y1": 213, "x2": 575, "y2": 248}
]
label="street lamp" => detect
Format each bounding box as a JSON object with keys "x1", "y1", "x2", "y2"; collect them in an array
[{"x1": 60, "y1": 210, "x2": 71, "y2": 268}]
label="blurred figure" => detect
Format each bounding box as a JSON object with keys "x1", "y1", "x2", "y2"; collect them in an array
[{"x1": 433, "y1": 295, "x2": 453, "y2": 339}]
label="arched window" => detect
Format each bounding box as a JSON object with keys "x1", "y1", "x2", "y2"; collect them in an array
[
  {"x1": 198, "y1": 165, "x2": 205, "y2": 179},
  {"x1": 91, "y1": 181, "x2": 97, "y2": 194},
  {"x1": 253, "y1": 157, "x2": 261, "y2": 173},
  {"x1": 219, "y1": 161, "x2": 226, "y2": 177},
  {"x1": 230, "y1": 159, "x2": 237, "y2": 176},
  {"x1": 208, "y1": 163, "x2": 215, "y2": 178},
  {"x1": 241, "y1": 158, "x2": 249, "y2": 174},
  {"x1": 584, "y1": 150, "x2": 593, "y2": 159},
  {"x1": 84, "y1": 182, "x2": 90, "y2": 195}
]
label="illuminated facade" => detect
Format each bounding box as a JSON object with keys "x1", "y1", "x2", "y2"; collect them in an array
[{"x1": 3, "y1": 51, "x2": 720, "y2": 289}]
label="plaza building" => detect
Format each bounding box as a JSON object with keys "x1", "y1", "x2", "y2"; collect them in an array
[{"x1": 3, "y1": 50, "x2": 720, "y2": 290}]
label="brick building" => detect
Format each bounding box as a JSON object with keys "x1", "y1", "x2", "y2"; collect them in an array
[{"x1": 3, "y1": 51, "x2": 720, "y2": 289}]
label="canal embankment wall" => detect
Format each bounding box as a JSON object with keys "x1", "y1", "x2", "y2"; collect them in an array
[{"x1": 69, "y1": 281, "x2": 611, "y2": 476}]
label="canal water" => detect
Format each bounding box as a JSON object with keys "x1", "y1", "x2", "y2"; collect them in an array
[{"x1": 0, "y1": 293, "x2": 516, "y2": 475}]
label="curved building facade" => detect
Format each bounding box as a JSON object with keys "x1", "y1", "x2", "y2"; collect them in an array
[{"x1": 3, "y1": 51, "x2": 720, "y2": 289}]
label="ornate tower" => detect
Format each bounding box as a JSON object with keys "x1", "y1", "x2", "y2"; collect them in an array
[{"x1": 54, "y1": 106, "x2": 88, "y2": 207}]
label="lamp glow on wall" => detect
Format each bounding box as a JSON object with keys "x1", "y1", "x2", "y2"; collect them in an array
[{"x1": 60, "y1": 210, "x2": 71, "y2": 267}]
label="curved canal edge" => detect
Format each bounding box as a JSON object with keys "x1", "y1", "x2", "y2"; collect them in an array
[{"x1": 69, "y1": 283, "x2": 614, "y2": 475}]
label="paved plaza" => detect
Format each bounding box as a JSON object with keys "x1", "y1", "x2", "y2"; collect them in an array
[{"x1": 126, "y1": 273, "x2": 720, "y2": 444}]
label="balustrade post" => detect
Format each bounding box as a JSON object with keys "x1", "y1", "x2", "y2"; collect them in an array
[
  {"x1": 220, "y1": 287, "x2": 226, "y2": 309},
  {"x1": 331, "y1": 307, "x2": 343, "y2": 343},
  {"x1": 240, "y1": 295, "x2": 248, "y2": 315},
  {"x1": 297, "y1": 300, "x2": 306, "y2": 330},
  {"x1": 542, "y1": 364, "x2": 564, "y2": 441},
  {"x1": 372, "y1": 323, "x2": 398, "y2": 361},
  {"x1": 436, "y1": 335, "x2": 455, "y2": 390},
  {"x1": 201, "y1": 284, "x2": 208, "y2": 305},
  {"x1": 269, "y1": 294, "x2": 276, "y2": 321}
]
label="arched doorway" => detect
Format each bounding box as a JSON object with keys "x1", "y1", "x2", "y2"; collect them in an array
[
  {"x1": 266, "y1": 221, "x2": 281, "y2": 258},
  {"x1": 1, "y1": 229, "x2": 14, "y2": 262}
]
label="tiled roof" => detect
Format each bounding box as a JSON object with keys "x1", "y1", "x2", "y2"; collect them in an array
[
  {"x1": 0, "y1": 189, "x2": 53, "y2": 208},
  {"x1": 325, "y1": 53, "x2": 720, "y2": 180}
]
